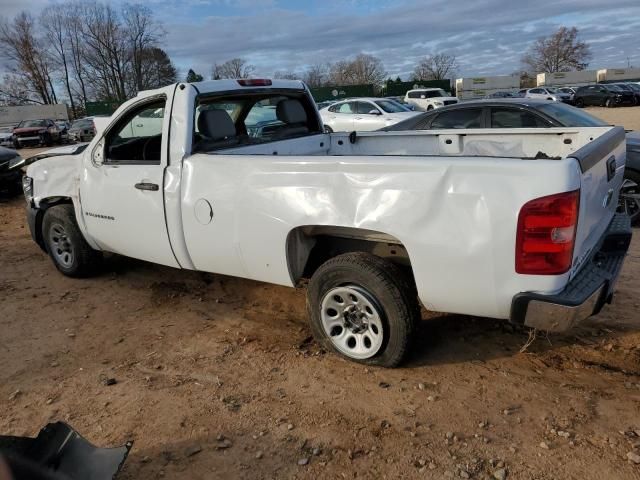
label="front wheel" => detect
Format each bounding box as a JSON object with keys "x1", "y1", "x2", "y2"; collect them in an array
[
  {"x1": 605, "y1": 97, "x2": 615, "y2": 108},
  {"x1": 42, "y1": 204, "x2": 102, "y2": 277},
  {"x1": 306, "y1": 252, "x2": 419, "y2": 367},
  {"x1": 426, "y1": 105, "x2": 434, "y2": 111},
  {"x1": 575, "y1": 98, "x2": 584, "y2": 108},
  {"x1": 324, "y1": 125, "x2": 333, "y2": 133}
]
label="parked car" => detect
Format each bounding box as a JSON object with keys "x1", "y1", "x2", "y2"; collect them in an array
[
  {"x1": 23, "y1": 79, "x2": 631, "y2": 367},
  {"x1": 383, "y1": 98, "x2": 640, "y2": 224},
  {"x1": 483, "y1": 91, "x2": 517, "y2": 99},
  {"x1": 55, "y1": 120, "x2": 71, "y2": 143},
  {"x1": 316, "y1": 100, "x2": 337, "y2": 110},
  {"x1": 574, "y1": 84, "x2": 635, "y2": 108},
  {"x1": 557, "y1": 87, "x2": 578, "y2": 102},
  {"x1": 523, "y1": 87, "x2": 573, "y2": 103},
  {"x1": 0, "y1": 146, "x2": 24, "y2": 195},
  {"x1": 610, "y1": 83, "x2": 640, "y2": 105},
  {"x1": 0, "y1": 126, "x2": 14, "y2": 147},
  {"x1": 13, "y1": 119, "x2": 61, "y2": 148},
  {"x1": 319, "y1": 97, "x2": 420, "y2": 132},
  {"x1": 68, "y1": 118, "x2": 98, "y2": 143},
  {"x1": 404, "y1": 88, "x2": 458, "y2": 111}
]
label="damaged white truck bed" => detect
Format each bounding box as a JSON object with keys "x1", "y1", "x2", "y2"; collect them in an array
[{"x1": 24, "y1": 79, "x2": 631, "y2": 366}]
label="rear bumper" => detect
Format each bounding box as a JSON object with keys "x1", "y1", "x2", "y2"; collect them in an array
[{"x1": 510, "y1": 214, "x2": 632, "y2": 332}]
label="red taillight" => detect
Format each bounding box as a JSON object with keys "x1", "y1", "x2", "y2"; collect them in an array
[
  {"x1": 515, "y1": 190, "x2": 580, "y2": 275},
  {"x1": 237, "y1": 79, "x2": 272, "y2": 87}
]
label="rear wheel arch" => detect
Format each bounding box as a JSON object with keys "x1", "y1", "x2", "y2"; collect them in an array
[{"x1": 285, "y1": 225, "x2": 418, "y2": 288}]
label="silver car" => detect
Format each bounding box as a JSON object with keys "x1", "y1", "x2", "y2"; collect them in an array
[{"x1": 524, "y1": 87, "x2": 573, "y2": 103}]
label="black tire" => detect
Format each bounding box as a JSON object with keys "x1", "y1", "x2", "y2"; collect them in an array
[
  {"x1": 619, "y1": 170, "x2": 640, "y2": 226},
  {"x1": 575, "y1": 98, "x2": 584, "y2": 108},
  {"x1": 324, "y1": 125, "x2": 333, "y2": 133},
  {"x1": 426, "y1": 105, "x2": 434, "y2": 111},
  {"x1": 605, "y1": 97, "x2": 614, "y2": 108},
  {"x1": 306, "y1": 252, "x2": 420, "y2": 368},
  {"x1": 42, "y1": 204, "x2": 102, "y2": 277}
]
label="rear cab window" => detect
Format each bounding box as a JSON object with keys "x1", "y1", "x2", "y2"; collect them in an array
[{"x1": 193, "y1": 90, "x2": 322, "y2": 152}]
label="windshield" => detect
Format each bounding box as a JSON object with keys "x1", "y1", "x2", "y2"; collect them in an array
[
  {"x1": 375, "y1": 100, "x2": 410, "y2": 113},
  {"x1": 614, "y1": 84, "x2": 632, "y2": 91},
  {"x1": 605, "y1": 84, "x2": 622, "y2": 92},
  {"x1": 18, "y1": 120, "x2": 47, "y2": 128},
  {"x1": 626, "y1": 83, "x2": 640, "y2": 92},
  {"x1": 0, "y1": 127, "x2": 11, "y2": 133},
  {"x1": 546, "y1": 87, "x2": 559, "y2": 93},
  {"x1": 71, "y1": 119, "x2": 94, "y2": 129},
  {"x1": 537, "y1": 103, "x2": 608, "y2": 127}
]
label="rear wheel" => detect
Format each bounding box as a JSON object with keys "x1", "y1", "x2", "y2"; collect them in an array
[
  {"x1": 307, "y1": 252, "x2": 419, "y2": 367},
  {"x1": 618, "y1": 170, "x2": 640, "y2": 225},
  {"x1": 42, "y1": 204, "x2": 102, "y2": 277}
]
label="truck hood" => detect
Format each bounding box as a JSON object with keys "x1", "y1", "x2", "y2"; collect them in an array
[
  {"x1": 25, "y1": 143, "x2": 89, "y2": 166},
  {"x1": 14, "y1": 127, "x2": 45, "y2": 134}
]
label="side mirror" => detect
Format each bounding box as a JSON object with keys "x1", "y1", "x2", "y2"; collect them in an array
[
  {"x1": 92, "y1": 139, "x2": 105, "y2": 166},
  {"x1": 368, "y1": 109, "x2": 381, "y2": 115}
]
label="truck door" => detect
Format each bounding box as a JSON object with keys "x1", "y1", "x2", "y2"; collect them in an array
[{"x1": 79, "y1": 97, "x2": 179, "y2": 267}]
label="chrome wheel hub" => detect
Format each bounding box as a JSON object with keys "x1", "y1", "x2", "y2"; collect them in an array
[
  {"x1": 49, "y1": 223, "x2": 74, "y2": 268},
  {"x1": 320, "y1": 285, "x2": 384, "y2": 359}
]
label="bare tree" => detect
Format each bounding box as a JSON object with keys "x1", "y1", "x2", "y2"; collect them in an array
[
  {"x1": 327, "y1": 54, "x2": 386, "y2": 86},
  {"x1": 273, "y1": 70, "x2": 299, "y2": 80},
  {"x1": 413, "y1": 54, "x2": 458, "y2": 81},
  {"x1": 212, "y1": 58, "x2": 255, "y2": 79},
  {"x1": 122, "y1": 3, "x2": 161, "y2": 92},
  {"x1": 40, "y1": 5, "x2": 75, "y2": 112},
  {"x1": 0, "y1": 12, "x2": 57, "y2": 104},
  {"x1": 348, "y1": 53, "x2": 386, "y2": 85},
  {"x1": 522, "y1": 27, "x2": 591, "y2": 73},
  {"x1": 302, "y1": 63, "x2": 329, "y2": 87}
]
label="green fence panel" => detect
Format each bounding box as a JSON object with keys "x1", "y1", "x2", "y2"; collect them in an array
[
  {"x1": 310, "y1": 84, "x2": 376, "y2": 102},
  {"x1": 383, "y1": 80, "x2": 452, "y2": 97},
  {"x1": 85, "y1": 101, "x2": 121, "y2": 116}
]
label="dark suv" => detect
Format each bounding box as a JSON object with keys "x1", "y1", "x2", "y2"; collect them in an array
[{"x1": 574, "y1": 84, "x2": 635, "y2": 108}]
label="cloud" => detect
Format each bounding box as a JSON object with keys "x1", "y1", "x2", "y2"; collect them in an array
[
  {"x1": 5, "y1": 0, "x2": 640, "y2": 80},
  {"x1": 159, "y1": 0, "x2": 640, "y2": 79}
]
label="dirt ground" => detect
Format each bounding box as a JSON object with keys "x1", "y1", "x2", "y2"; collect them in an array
[
  {"x1": 1, "y1": 114, "x2": 640, "y2": 480},
  {"x1": 585, "y1": 106, "x2": 640, "y2": 130}
]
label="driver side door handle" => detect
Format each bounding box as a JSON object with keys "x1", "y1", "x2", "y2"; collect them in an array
[{"x1": 135, "y1": 182, "x2": 159, "y2": 191}]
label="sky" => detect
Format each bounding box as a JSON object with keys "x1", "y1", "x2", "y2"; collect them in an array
[{"x1": 3, "y1": 0, "x2": 640, "y2": 80}]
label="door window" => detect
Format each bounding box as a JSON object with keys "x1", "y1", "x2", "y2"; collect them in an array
[
  {"x1": 430, "y1": 109, "x2": 483, "y2": 129},
  {"x1": 105, "y1": 100, "x2": 165, "y2": 164},
  {"x1": 356, "y1": 102, "x2": 378, "y2": 114},
  {"x1": 337, "y1": 102, "x2": 356, "y2": 114},
  {"x1": 490, "y1": 108, "x2": 549, "y2": 128}
]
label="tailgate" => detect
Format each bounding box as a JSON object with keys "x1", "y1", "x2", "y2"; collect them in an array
[{"x1": 569, "y1": 126, "x2": 627, "y2": 277}]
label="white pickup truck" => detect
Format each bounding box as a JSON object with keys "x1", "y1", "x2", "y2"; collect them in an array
[{"x1": 24, "y1": 79, "x2": 631, "y2": 367}]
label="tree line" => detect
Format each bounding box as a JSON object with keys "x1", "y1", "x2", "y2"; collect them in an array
[
  {"x1": 0, "y1": 9, "x2": 592, "y2": 115},
  {"x1": 0, "y1": 2, "x2": 177, "y2": 114}
]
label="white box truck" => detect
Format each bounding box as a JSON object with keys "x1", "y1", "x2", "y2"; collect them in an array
[{"x1": 537, "y1": 70, "x2": 598, "y2": 87}]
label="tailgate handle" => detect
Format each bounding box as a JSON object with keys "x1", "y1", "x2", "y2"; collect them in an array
[{"x1": 606, "y1": 156, "x2": 616, "y2": 182}]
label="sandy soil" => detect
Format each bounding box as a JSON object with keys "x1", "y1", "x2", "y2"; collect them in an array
[
  {"x1": 1, "y1": 125, "x2": 640, "y2": 480},
  {"x1": 585, "y1": 106, "x2": 640, "y2": 130}
]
